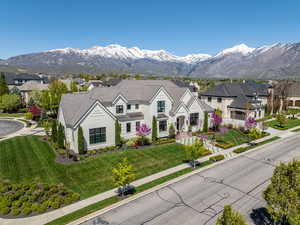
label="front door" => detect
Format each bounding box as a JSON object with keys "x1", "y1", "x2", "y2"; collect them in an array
[{"x1": 176, "y1": 116, "x2": 185, "y2": 131}]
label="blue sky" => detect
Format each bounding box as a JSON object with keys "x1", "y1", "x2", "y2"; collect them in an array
[{"x1": 1, "y1": 0, "x2": 299, "y2": 59}]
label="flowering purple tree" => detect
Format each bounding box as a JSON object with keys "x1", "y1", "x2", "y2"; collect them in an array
[
  {"x1": 211, "y1": 112, "x2": 222, "y2": 131},
  {"x1": 136, "y1": 124, "x2": 151, "y2": 137},
  {"x1": 245, "y1": 117, "x2": 257, "y2": 130}
]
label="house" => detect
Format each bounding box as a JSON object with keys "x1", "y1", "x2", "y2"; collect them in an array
[
  {"x1": 201, "y1": 81, "x2": 269, "y2": 126},
  {"x1": 58, "y1": 80, "x2": 213, "y2": 153},
  {"x1": 286, "y1": 83, "x2": 300, "y2": 107},
  {"x1": 4, "y1": 72, "x2": 48, "y2": 87},
  {"x1": 17, "y1": 81, "x2": 49, "y2": 104},
  {"x1": 87, "y1": 80, "x2": 103, "y2": 91}
]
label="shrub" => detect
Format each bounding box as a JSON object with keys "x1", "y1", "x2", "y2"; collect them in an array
[
  {"x1": 0, "y1": 206, "x2": 10, "y2": 215},
  {"x1": 71, "y1": 193, "x2": 80, "y2": 201},
  {"x1": 31, "y1": 203, "x2": 39, "y2": 212},
  {"x1": 78, "y1": 126, "x2": 85, "y2": 154},
  {"x1": 209, "y1": 155, "x2": 225, "y2": 162},
  {"x1": 215, "y1": 142, "x2": 234, "y2": 149},
  {"x1": 24, "y1": 112, "x2": 33, "y2": 120},
  {"x1": 37, "y1": 205, "x2": 47, "y2": 213},
  {"x1": 11, "y1": 208, "x2": 21, "y2": 216},
  {"x1": 154, "y1": 138, "x2": 175, "y2": 145},
  {"x1": 50, "y1": 201, "x2": 60, "y2": 209},
  {"x1": 22, "y1": 207, "x2": 32, "y2": 216},
  {"x1": 12, "y1": 200, "x2": 22, "y2": 208}
]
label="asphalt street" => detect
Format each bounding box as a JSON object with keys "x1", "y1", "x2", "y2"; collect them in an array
[{"x1": 80, "y1": 134, "x2": 300, "y2": 225}]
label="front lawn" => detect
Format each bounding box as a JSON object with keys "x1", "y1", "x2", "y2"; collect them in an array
[
  {"x1": 266, "y1": 118, "x2": 300, "y2": 130},
  {"x1": 0, "y1": 136, "x2": 187, "y2": 199},
  {"x1": 208, "y1": 129, "x2": 251, "y2": 149}
]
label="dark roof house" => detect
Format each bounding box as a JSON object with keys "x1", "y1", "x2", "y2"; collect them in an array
[{"x1": 4, "y1": 72, "x2": 48, "y2": 86}]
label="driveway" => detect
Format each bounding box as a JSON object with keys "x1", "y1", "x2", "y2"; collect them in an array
[
  {"x1": 0, "y1": 119, "x2": 24, "y2": 137},
  {"x1": 79, "y1": 134, "x2": 300, "y2": 225}
]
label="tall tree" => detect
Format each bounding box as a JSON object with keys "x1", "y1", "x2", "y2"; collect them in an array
[
  {"x1": 216, "y1": 205, "x2": 248, "y2": 225},
  {"x1": 263, "y1": 160, "x2": 300, "y2": 225},
  {"x1": 115, "y1": 120, "x2": 121, "y2": 146},
  {"x1": 77, "y1": 126, "x2": 85, "y2": 154},
  {"x1": 57, "y1": 123, "x2": 65, "y2": 148},
  {"x1": 0, "y1": 72, "x2": 9, "y2": 96},
  {"x1": 112, "y1": 157, "x2": 135, "y2": 196},
  {"x1": 51, "y1": 120, "x2": 58, "y2": 143},
  {"x1": 152, "y1": 116, "x2": 157, "y2": 141},
  {"x1": 203, "y1": 111, "x2": 208, "y2": 132}
]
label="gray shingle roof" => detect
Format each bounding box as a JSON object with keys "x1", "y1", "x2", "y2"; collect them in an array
[
  {"x1": 116, "y1": 112, "x2": 144, "y2": 122},
  {"x1": 4, "y1": 72, "x2": 48, "y2": 85},
  {"x1": 228, "y1": 95, "x2": 262, "y2": 110},
  {"x1": 60, "y1": 80, "x2": 211, "y2": 127},
  {"x1": 201, "y1": 82, "x2": 268, "y2": 97}
]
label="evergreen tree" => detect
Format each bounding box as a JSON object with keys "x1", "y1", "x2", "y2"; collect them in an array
[
  {"x1": 168, "y1": 123, "x2": 176, "y2": 138},
  {"x1": 57, "y1": 123, "x2": 65, "y2": 148},
  {"x1": 216, "y1": 205, "x2": 248, "y2": 225},
  {"x1": 203, "y1": 111, "x2": 208, "y2": 132},
  {"x1": 51, "y1": 120, "x2": 57, "y2": 143},
  {"x1": 115, "y1": 120, "x2": 121, "y2": 146},
  {"x1": 0, "y1": 72, "x2": 9, "y2": 96},
  {"x1": 78, "y1": 126, "x2": 85, "y2": 154},
  {"x1": 152, "y1": 116, "x2": 157, "y2": 141}
]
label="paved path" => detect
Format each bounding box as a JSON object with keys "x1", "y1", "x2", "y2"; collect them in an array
[
  {"x1": 1, "y1": 124, "x2": 299, "y2": 225},
  {"x1": 76, "y1": 134, "x2": 300, "y2": 225}
]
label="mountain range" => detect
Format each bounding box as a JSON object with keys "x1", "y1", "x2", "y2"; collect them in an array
[{"x1": 1, "y1": 43, "x2": 300, "y2": 79}]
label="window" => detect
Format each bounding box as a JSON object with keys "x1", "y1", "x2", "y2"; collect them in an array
[
  {"x1": 89, "y1": 127, "x2": 106, "y2": 144},
  {"x1": 136, "y1": 121, "x2": 140, "y2": 129},
  {"x1": 259, "y1": 110, "x2": 261, "y2": 117},
  {"x1": 157, "y1": 101, "x2": 165, "y2": 113},
  {"x1": 126, "y1": 123, "x2": 131, "y2": 133},
  {"x1": 190, "y1": 113, "x2": 199, "y2": 126},
  {"x1": 254, "y1": 111, "x2": 257, "y2": 118},
  {"x1": 116, "y1": 105, "x2": 124, "y2": 114},
  {"x1": 127, "y1": 104, "x2": 131, "y2": 110},
  {"x1": 135, "y1": 104, "x2": 139, "y2": 109},
  {"x1": 217, "y1": 97, "x2": 222, "y2": 103},
  {"x1": 208, "y1": 97, "x2": 212, "y2": 102},
  {"x1": 159, "y1": 120, "x2": 167, "y2": 132}
]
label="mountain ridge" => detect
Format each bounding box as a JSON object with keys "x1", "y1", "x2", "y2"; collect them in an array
[{"x1": 3, "y1": 43, "x2": 300, "y2": 79}]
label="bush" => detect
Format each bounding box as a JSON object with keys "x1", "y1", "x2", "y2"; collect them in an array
[
  {"x1": 22, "y1": 207, "x2": 32, "y2": 216},
  {"x1": 50, "y1": 201, "x2": 60, "y2": 209},
  {"x1": 18, "y1": 108, "x2": 27, "y2": 113},
  {"x1": 233, "y1": 147, "x2": 249, "y2": 154},
  {"x1": 0, "y1": 206, "x2": 10, "y2": 215},
  {"x1": 209, "y1": 155, "x2": 225, "y2": 162},
  {"x1": 154, "y1": 138, "x2": 175, "y2": 145},
  {"x1": 12, "y1": 200, "x2": 22, "y2": 208},
  {"x1": 24, "y1": 112, "x2": 33, "y2": 120},
  {"x1": 215, "y1": 142, "x2": 234, "y2": 149},
  {"x1": 11, "y1": 208, "x2": 21, "y2": 216},
  {"x1": 71, "y1": 193, "x2": 80, "y2": 201}
]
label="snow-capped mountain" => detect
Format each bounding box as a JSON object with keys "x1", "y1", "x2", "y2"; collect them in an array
[
  {"x1": 3, "y1": 43, "x2": 300, "y2": 78},
  {"x1": 46, "y1": 44, "x2": 211, "y2": 63}
]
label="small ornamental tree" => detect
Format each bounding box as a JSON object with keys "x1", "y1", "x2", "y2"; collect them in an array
[
  {"x1": 169, "y1": 123, "x2": 176, "y2": 138},
  {"x1": 151, "y1": 116, "x2": 158, "y2": 141},
  {"x1": 245, "y1": 117, "x2": 257, "y2": 130},
  {"x1": 51, "y1": 120, "x2": 57, "y2": 143},
  {"x1": 78, "y1": 126, "x2": 85, "y2": 154},
  {"x1": 112, "y1": 158, "x2": 136, "y2": 196},
  {"x1": 203, "y1": 111, "x2": 208, "y2": 132},
  {"x1": 185, "y1": 139, "x2": 206, "y2": 168},
  {"x1": 263, "y1": 160, "x2": 300, "y2": 225},
  {"x1": 115, "y1": 120, "x2": 121, "y2": 146},
  {"x1": 57, "y1": 123, "x2": 65, "y2": 149},
  {"x1": 70, "y1": 81, "x2": 78, "y2": 92},
  {"x1": 211, "y1": 111, "x2": 222, "y2": 131},
  {"x1": 216, "y1": 205, "x2": 248, "y2": 225},
  {"x1": 136, "y1": 123, "x2": 151, "y2": 145},
  {"x1": 28, "y1": 105, "x2": 42, "y2": 120},
  {"x1": 276, "y1": 113, "x2": 286, "y2": 128}
]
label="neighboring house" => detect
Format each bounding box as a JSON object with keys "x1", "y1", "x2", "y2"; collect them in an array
[
  {"x1": 102, "y1": 78, "x2": 122, "y2": 87},
  {"x1": 87, "y1": 80, "x2": 103, "y2": 91},
  {"x1": 201, "y1": 81, "x2": 269, "y2": 126},
  {"x1": 4, "y1": 72, "x2": 48, "y2": 87},
  {"x1": 286, "y1": 83, "x2": 300, "y2": 107},
  {"x1": 171, "y1": 80, "x2": 198, "y2": 96},
  {"x1": 17, "y1": 81, "x2": 49, "y2": 104},
  {"x1": 58, "y1": 80, "x2": 213, "y2": 153}
]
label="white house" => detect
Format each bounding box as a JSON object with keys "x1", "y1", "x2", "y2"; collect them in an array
[{"x1": 58, "y1": 80, "x2": 213, "y2": 153}]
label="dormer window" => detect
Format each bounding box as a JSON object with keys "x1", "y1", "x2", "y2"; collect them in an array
[
  {"x1": 157, "y1": 101, "x2": 165, "y2": 113},
  {"x1": 116, "y1": 105, "x2": 124, "y2": 114}
]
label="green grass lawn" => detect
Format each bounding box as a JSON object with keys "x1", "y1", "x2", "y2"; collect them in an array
[
  {"x1": 266, "y1": 118, "x2": 300, "y2": 130},
  {"x1": 208, "y1": 129, "x2": 251, "y2": 148},
  {"x1": 0, "y1": 136, "x2": 187, "y2": 199},
  {"x1": 0, "y1": 113, "x2": 25, "y2": 117}
]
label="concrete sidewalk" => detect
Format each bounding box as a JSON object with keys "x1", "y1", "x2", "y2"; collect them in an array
[{"x1": 0, "y1": 125, "x2": 299, "y2": 225}]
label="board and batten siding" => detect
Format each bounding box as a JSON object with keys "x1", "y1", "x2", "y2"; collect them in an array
[{"x1": 73, "y1": 103, "x2": 116, "y2": 153}]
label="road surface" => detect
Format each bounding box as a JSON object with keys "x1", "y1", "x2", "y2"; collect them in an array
[{"x1": 80, "y1": 134, "x2": 300, "y2": 225}]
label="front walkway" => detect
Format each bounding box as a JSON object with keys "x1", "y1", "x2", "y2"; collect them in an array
[{"x1": 0, "y1": 125, "x2": 300, "y2": 225}]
